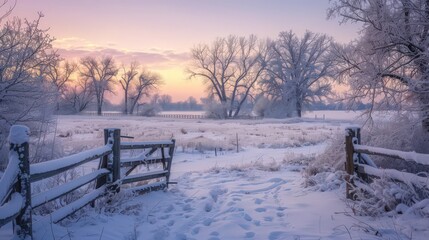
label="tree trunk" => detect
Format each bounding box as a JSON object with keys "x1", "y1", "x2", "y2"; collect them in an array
[
  {"x1": 296, "y1": 100, "x2": 302, "y2": 118},
  {"x1": 420, "y1": 93, "x2": 429, "y2": 132},
  {"x1": 97, "y1": 105, "x2": 102, "y2": 115},
  {"x1": 129, "y1": 99, "x2": 137, "y2": 115},
  {"x1": 124, "y1": 91, "x2": 128, "y2": 115},
  {"x1": 417, "y1": 92, "x2": 429, "y2": 153}
]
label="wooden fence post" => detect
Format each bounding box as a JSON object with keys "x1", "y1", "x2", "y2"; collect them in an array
[
  {"x1": 106, "y1": 129, "x2": 121, "y2": 193},
  {"x1": 9, "y1": 125, "x2": 32, "y2": 239},
  {"x1": 345, "y1": 127, "x2": 358, "y2": 200},
  {"x1": 166, "y1": 140, "x2": 176, "y2": 187}
]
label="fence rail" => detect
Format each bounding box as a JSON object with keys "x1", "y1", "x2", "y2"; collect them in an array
[
  {"x1": 0, "y1": 125, "x2": 175, "y2": 239},
  {"x1": 345, "y1": 127, "x2": 429, "y2": 199}
]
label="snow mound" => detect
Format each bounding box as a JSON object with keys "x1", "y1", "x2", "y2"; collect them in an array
[{"x1": 8, "y1": 125, "x2": 30, "y2": 144}]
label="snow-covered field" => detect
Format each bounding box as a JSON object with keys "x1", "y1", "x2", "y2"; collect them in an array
[{"x1": 1, "y1": 111, "x2": 427, "y2": 239}]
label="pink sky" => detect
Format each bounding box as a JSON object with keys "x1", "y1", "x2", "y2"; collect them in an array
[{"x1": 9, "y1": 0, "x2": 359, "y2": 102}]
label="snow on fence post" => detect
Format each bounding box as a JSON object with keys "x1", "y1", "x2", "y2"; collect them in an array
[
  {"x1": 106, "y1": 128, "x2": 121, "y2": 193},
  {"x1": 345, "y1": 127, "x2": 359, "y2": 200},
  {"x1": 9, "y1": 125, "x2": 33, "y2": 239}
]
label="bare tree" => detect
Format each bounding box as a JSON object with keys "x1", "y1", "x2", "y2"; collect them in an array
[
  {"x1": 119, "y1": 61, "x2": 139, "y2": 114},
  {"x1": 64, "y1": 77, "x2": 94, "y2": 112},
  {"x1": 188, "y1": 35, "x2": 268, "y2": 118},
  {"x1": 128, "y1": 69, "x2": 161, "y2": 114},
  {"x1": 262, "y1": 31, "x2": 334, "y2": 117},
  {"x1": 329, "y1": 0, "x2": 429, "y2": 132},
  {"x1": 79, "y1": 56, "x2": 118, "y2": 115},
  {"x1": 0, "y1": 13, "x2": 57, "y2": 166},
  {"x1": 46, "y1": 60, "x2": 77, "y2": 111}
]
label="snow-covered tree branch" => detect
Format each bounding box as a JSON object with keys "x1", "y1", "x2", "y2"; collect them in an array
[{"x1": 329, "y1": 0, "x2": 429, "y2": 132}]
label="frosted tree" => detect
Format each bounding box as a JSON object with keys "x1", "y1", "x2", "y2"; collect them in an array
[
  {"x1": 119, "y1": 61, "x2": 139, "y2": 114},
  {"x1": 0, "y1": 13, "x2": 57, "y2": 166},
  {"x1": 329, "y1": 0, "x2": 429, "y2": 132},
  {"x1": 128, "y1": 69, "x2": 161, "y2": 114},
  {"x1": 188, "y1": 35, "x2": 268, "y2": 118},
  {"x1": 261, "y1": 31, "x2": 334, "y2": 117},
  {"x1": 79, "y1": 56, "x2": 118, "y2": 115}
]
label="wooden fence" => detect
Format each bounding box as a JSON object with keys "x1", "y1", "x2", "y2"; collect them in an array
[
  {"x1": 0, "y1": 125, "x2": 175, "y2": 239},
  {"x1": 157, "y1": 114, "x2": 206, "y2": 119},
  {"x1": 345, "y1": 127, "x2": 429, "y2": 199}
]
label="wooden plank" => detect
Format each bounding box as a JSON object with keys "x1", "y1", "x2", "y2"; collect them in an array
[
  {"x1": 120, "y1": 141, "x2": 174, "y2": 150},
  {"x1": 32, "y1": 169, "x2": 110, "y2": 208},
  {"x1": 0, "y1": 193, "x2": 23, "y2": 228},
  {"x1": 121, "y1": 170, "x2": 168, "y2": 185},
  {"x1": 30, "y1": 146, "x2": 112, "y2": 182},
  {"x1": 359, "y1": 164, "x2": 429, "y2": 188},
  {"x1": 48, "y1": 186, "x2": 107, "y2": 223},
  {"x1": 124, "y1": 147, "x2": 158, "y2": 176},
  {"x1": 354, "y1": 144, "x2": 429, "y2": 165},
  {"x1": 121, "y1": 156, "x2": 171, "y2": 167},
  {"x1": 126, "y1": 182, "x2": 167, "y2": 195}
]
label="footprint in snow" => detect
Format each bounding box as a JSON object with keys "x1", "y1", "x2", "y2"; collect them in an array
[
  {"x1": 245, "y1": 232, "x2": 255, "y2": 238},
  {"x1": 164, "y1": 204, "x2": 174, "y2": 213},
  {"x1": 191, "y1": 227, "x2": 200, "y2": 235},
  {"x1": 255, "y1": 207, "x2": 266, "y2": 212},
  {"x1": 268, "y1": 231, "x2": 289, "y2": 240},
  {"x1": 205, "y1": 202, "x2": 213, "y2": 212},
  {"x1": 182, "y1": 204, "x2": 192, "y2": 211},
  {"x1": 243, "y1": 213, "x2": 252, "y2": 221},
  {"x1": 203, "y1": 218, "x2": 213, "y2": 226}
]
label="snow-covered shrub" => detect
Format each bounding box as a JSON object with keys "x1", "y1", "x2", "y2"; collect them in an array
[
  {"x1": 305, "y1": 114, "x2": 429, "y2": 217},
  {"x1": 203, "y1": 101, "x2": 227, "y2": 119},
  {"x1": 303, "y1": 171, "x2": 346, "y2": 191},
  {"x1": 351, "y1": 176, "x2": 429, "y2": 217},
  {"x1": 305, "y1": 131, "x2": 345, "y2": 176},
  {"x1": 361, "y1": 114, "x2": 429, "y2": 173},
  {"x1": 282, "y1": 153, "x2": 317, "y2": 166},
  {"x1": 138, "y1": 103, "x2": 161, "y2": 117}
]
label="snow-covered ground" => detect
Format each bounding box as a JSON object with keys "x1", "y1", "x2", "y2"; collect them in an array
[{"x1": 1, "y1": 111, "x2": 427, "y2": 239}]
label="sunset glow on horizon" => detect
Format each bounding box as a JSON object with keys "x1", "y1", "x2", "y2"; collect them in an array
[{"x1": 10, "y1": 0, "x2": 360, "y2": 102}]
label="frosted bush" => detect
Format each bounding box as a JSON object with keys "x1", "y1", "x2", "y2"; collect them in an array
[
  {"x1": 352, "y1": 176, "x2": 429, "y2": 217},
  {"x1": 306, "y1": 114, "x2": 429, "y2": 217},
  {"x1": 305, "y1": 131, "x2": 345, "y2": 175}
]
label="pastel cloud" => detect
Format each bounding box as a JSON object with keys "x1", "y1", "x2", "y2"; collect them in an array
[{"x1": 53, "y1": 37, "x2": 190, "y2": 67}]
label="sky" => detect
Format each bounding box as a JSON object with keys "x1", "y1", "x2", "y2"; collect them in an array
[{"x1": 8, "y1": 0, "x2": 360, "y2": 103}]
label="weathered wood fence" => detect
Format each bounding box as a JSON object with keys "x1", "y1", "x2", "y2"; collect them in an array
[
  {"x1": 157, "y1": 114, "x2": 206, "y2": 119},
  {"x1": 345, "y1": 127, "x2": 429, "y2": 199},
  {"x1": 0, "y1": 125, "x2": 175, "y2": 239}
]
